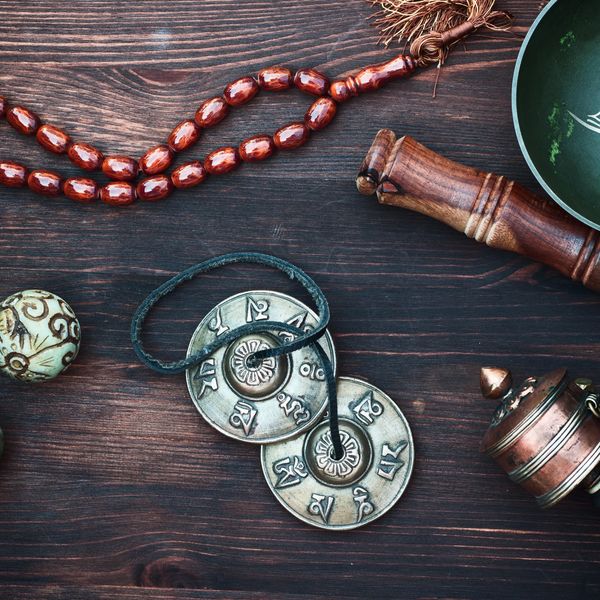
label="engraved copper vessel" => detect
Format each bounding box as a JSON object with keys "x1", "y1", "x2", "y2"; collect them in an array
[{"x1": 480, "y1": 367, "x2": 600, "y2": 508}]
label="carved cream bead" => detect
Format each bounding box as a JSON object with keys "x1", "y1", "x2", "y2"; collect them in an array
[{"x1": 0, "y1": 290, "x2": 81, "y2": 382}]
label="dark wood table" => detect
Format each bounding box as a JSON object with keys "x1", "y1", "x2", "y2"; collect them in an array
[{"x1": 2, "y1": 1, "x2": 599, "y2": 598}]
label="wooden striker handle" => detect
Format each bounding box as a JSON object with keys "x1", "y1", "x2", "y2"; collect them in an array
[{"x1": 357, "y1": 130, "x2": 600, "y2": 293}]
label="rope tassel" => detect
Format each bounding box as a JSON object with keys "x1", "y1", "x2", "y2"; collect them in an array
[{"x1": 369, "y1": 0, "x2": 513, "y2": 67}]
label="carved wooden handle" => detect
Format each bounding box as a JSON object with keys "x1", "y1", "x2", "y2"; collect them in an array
[{"x1": 357, "y1": 129, "x2": 600, "y2": 292}]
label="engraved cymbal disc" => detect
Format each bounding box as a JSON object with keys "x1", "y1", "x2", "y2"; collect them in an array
[
  {"x1": 261, "y1": 377, "x2": 414, "y2": 530},
  {"x1": 185, "y1": 291, "x2": 336, "y2": 444}
]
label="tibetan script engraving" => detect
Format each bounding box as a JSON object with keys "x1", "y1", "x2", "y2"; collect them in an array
[
  {"x1": 246, "y1": 297, "x2": 269, "y2": 322},
  {"x1": 208, "y1": 308, "x2": 229, "y2": 337},
  {"x1": 273, "y1": 456, "x2": 308, "y2": 489},
  {"x1": 353, "y1": 486, "x2": 375, "y2": 522},
  {"x1": 377, "y1": 441, "x2": 407, "y2": 481},
  {"x1": 276, "y1": 392, "x2": 311, "y2": 426},
  {"x1": 229, "y1": 400, "x2": 258, "y2": 436},
  {"x1": 308, "y1": 493, "x2": 335, "y2": 524},
  {"x1": 350, "y1": 391, "x2": 383, "y2": 426},
  {"x1": 194, "y1": 358, "x2": 218, "y2": 399}
]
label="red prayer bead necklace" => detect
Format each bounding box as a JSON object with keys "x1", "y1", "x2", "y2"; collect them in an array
[{"x1": 0, "y1": 55, "x2": 416, "y2": 207}]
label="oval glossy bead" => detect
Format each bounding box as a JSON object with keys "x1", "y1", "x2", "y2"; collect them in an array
[
  {"x1": 140, "y1": 144, "x2": 173, "y2": 175},
  {"x1": 195, "y1": 97, "x2": 229, "y2": 128},
  {"x1": 27, "y1": 170, "x2": 62, "y2": 196},
  {"x1": 293, "y1": 69, "x2": 329, "y2": 96},
  {"x1": 63, "y1": 178, "x2": 98, "y2": 203},
  {"x1": 0, "y1": 97, "x2": 7, "y2": 119},
  {"x1": 223, "y1": 76, "x2": 259, "y2": 107},
  {"x1": 239, "y1": 135, "x2": 275, "y2": 162},
  {"x1": 305, "y1": 97, "x2": 337, "y2": 131},
  {"x1": 102, "y1": 155, "x2": 139, "y2": 181},
  {"x1": 257, "y1": 67, "x2": 293, "y2": 91},
  {"x1": 7, "y1": 106, "x2": 40, "y2": 135},
  {"x1": 329, "y1": 80, "x2": 355, "y2": 103},
  {"x1": 273, "y1": 123, "x2": 310, "y2": 150},
  {"x1": 0, "y1": 161, "x2": 27, "y2": 187},
  {"x1": 36, "y1": 124, "x2": 71, "y2": 154},
  {"x1": 100, "y1": 182, "x2": 136, "y2": 206},
  {"x1": 137, "y1": 175, "x2": 173, "y2": 202},
  {"x1": 68, "y1": 142, "x2": 104, "y2": 171},
  {"x1": 171, "y1": 161, "x2": 207, "y2": 189},
  {"x1": 168, "y1": 120, "x2": 201, "y2": 152},
  {"x1": 204, "y1": 147, "x2": 241, "y2": 175}
]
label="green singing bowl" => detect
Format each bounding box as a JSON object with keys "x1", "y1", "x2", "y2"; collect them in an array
[{"x1": 513, "y1": 0, "x2": 600, "y2": 229}]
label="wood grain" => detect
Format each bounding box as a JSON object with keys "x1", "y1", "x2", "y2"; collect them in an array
[{"x1": 1, "y1": 1, "x2": 600, "y2": 599}]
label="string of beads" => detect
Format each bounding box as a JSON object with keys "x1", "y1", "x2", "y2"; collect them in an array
[{"x1": 0, "y1": 54, "x2": 415, "y2": 206}]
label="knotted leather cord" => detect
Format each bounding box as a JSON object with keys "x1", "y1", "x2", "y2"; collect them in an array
[{"x1": 130, "y1": 252, "x2": 342, "y2": 458}]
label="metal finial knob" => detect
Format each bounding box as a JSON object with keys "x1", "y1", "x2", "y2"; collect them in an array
[{"x1": 480, "y1": 367, "x2": 513, "y2": 400}]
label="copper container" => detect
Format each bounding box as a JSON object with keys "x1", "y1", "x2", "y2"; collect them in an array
[{"x1": 480, "y1": 367, "x2": 600, "y2": 508}]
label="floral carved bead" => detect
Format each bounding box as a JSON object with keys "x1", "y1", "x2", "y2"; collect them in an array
[
  {"x1": 68, "y1": 142, "x2": 104, "y2": 171},
  {"x1": 102, "y1": 155, "x2": 139, "y2": 181},
  {"x1": 7, "y1": 106, "x2": 40, "y2": 135},
  {"x1": 195, "y1": 97, "x2": 229, "y2": 128},
  {"x1": 100, "y1": 182, "x2": 136, "y2": 206},
  {"x1": 140, "y1": 144, "x2": 173, "y2": 175},
  {"x1": 223, "y1": 76, "x2": 260, "y2": 107},
  {"x1": 171, "y1": 161, "x2": 207, "y2": 189},
  {"x1": 36, "y1": 124, "x2": 71, "y2": 154},
  {"x1": 63, "y1": 178, "x2": 98, "y2": 203},
  {"x1": 0, "y1": 161, "x2": 27, "y2": 187},
  {"x1": 27, "y1": 170, "x2": 62, "y2": 196}
]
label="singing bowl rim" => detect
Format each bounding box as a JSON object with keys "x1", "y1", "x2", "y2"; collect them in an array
[{"x1": 512, "y1": 0, "x2": 600, "y2": 231}]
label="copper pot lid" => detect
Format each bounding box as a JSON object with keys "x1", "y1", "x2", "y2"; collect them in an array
[{"x1": 481, "y1": 367, "x2": 568, "y2": 457}]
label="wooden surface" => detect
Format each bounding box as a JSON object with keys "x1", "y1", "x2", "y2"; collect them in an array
[{"x1": 1, "y1": 1, "x2": 600, "y2": 598}]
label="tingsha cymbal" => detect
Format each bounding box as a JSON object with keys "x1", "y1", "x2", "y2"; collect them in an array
[
  {"x1": 261, "y1": 377, "x2": 414, "y2": 530},
  {"x1": 186, "y1": 290, "x2": 336, "y2": 444}
]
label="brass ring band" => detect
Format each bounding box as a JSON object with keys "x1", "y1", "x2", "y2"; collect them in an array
[
  {"x1": 486, "y1": 376, "x2": 568, "y2": 458},
  {"x1": 509, "y1": 402, "x2": 589, "y2": 484},
  {"x1": 536, "y1": 440, "x2": 600, "y2": 508}
]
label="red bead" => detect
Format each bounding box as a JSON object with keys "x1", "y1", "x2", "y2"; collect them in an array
[
  {"x1": 223, "y1": 76, "x2": 259, "y2": 107},
  {"x1": 204, "y1": 147, "x2": 241, "y2": 175},
  {"x1": 329, "y1": 80, "x2": 355, "y2": 103},
  {"x1": 168, "y1": 120, "x2": 201, "y2": 152},
  {"x1": 294, "y1": 69, "x2": 329, "y2": 96},
  {"x1": 137, "y1": 175, "x2": 173, "y2": 202},
  {"x1": 171, "y1": 161, "x2": 207, "y2": 189},
  {"x1": 27, "y1": 170, "x2": 62, "y2": 196},
  {"x1": 140, "y1": 144, "x2": 173, "y2": 175},
  {"x1": 102, "y1": 155, "x2": 139, "y2": 181},
  {"x1": 63, "y1": 178, "x2": 98, "y2": 203},
  {"x1": 7, "y1": 106, "x2": 40, "y2": 135},
  {"x1": 195, "y1": 97, "x2": 229, "y2": 128},
  {"x1": 36, "y1": 124, "x2": 71, "y2": 154},
  {"x1": 257, "y1": 67, "x2": 293, "y2": 91},
  {"x1": 0, "y1": 161, "x2": 27, "y2": 187},
  {"x1": 68, "y1": 142, "x2": 104, "y2": 171},
  {"x1": 100, "y1": 182, "x2": 136, "y2": 206},
  {"x1": 239, "y1": 135, "x2": 275, "y2": 162},
  {"x1": 305, "y1": 97, "x2": 337, "y2": 131},
  {"x1": 273, "y1": 123, "x2": 310, "y2": 150},
  {"x1": 0, "y1": 97, "x2": 7, "y2": 119}
]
